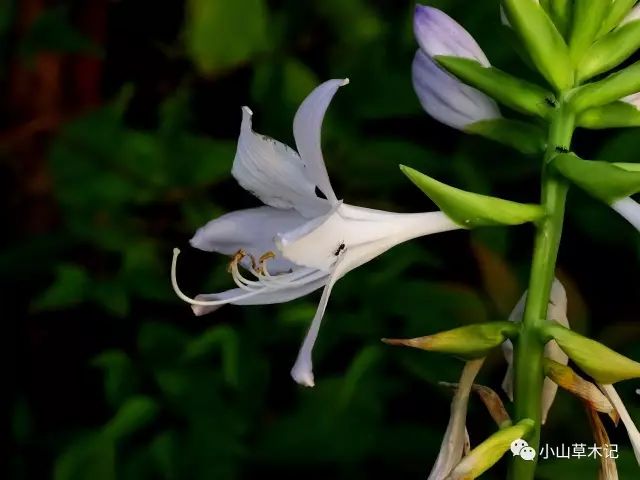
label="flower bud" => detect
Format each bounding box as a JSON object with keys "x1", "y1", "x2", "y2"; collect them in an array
[
  {"x1": 543, "y1": 322, "x2": 640, "y2": 383},
  {"x1": 400, "y1": 165, "x2": 545, "y2": 228},
  {"x1": 501, "y1": 0, "x2": 573, "y2": 90},
  {"x1": 568, "y1": 61, "x2": 640, "y2": 112},
  {"x1": 577, "y1": 101, "x2": 640, "y2": 129},
  {"x1": 448, "y1": 419, "x2": 535, "y2": 480},
  {"x1": 383, "y1": 321, "x2": 519, "y2": 359},
  {"x1": 412, "y1": 50, "x2": 500, "y2": 131}
]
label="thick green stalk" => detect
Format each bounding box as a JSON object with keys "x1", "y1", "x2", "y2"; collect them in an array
[{"x1": 508, "y1": 106, "x2": 575, "y2": 480}]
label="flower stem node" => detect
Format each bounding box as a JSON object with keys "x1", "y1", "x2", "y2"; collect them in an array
[
  {"x1": 400, "y1": 165, "x2": 545, "y2": 228},
  {"x1": 542, "y1": 322, "x2": 640, "y2": 383},
  {"x1": 382, "y1": 321, "x2": 519, "y2": 360}
]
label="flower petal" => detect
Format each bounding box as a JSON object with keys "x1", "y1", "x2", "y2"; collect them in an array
[
  {"x1": 290, "y1": 255, "x2": 351, "y2": 386},
  {"x1": 278, "y1": 202, "x2": 459, "y2": 272},
  {"x1": 190, "y1": 275, "x2": 328, "y2": 316},
  {"x1": 412, "y1": 50, "x2": 500, "y2": 131},
  {"x1": 611, "y1": 196, "x2": 640, "y2": 230},
  {"x1": 428, "y1": 359, "x2": 485, "y2": 480},
  {"x1": 600, "y1": 384, "x2": 640, "y2": 465},
  {"x1": 292, "y1": 79, "x2": 348, "y2": 205},
  {"x1": 190, "y1": 206, "x2": 308, "y2": 274},
  {"x1": 414, "y1": 5, "x2": 490, "y2": 66},
  {"x1": 232, "y1": 107, "x2": 331, "y2": 218}
]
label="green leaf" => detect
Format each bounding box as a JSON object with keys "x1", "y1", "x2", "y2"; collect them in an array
[
  {"x1": 383, "y1": 321, "x2": 519, "y2": 360},
  {"x1": 501, "y1": 0, "x2": 573, "y2": 90},
  {"x1": 568, "y1": 61, "x2": 640, "y2": 112},
  {"x1": 185, "y1": 0, "x2": 268, "y2": 74},
  {"x1": 577, "y1": 101, "x2": 640, "y2": 129},
  {"x1": 102, "y1": 396, "x2": 159, "y2": 441},
  {"x1": 435, "y1": 56, "x2": 554, "y2": 118},
  {"x1": 569, "y1": 0, "x2": 610, "y2": 64},
  {"x1": 466, "y1": 118, "x2": 546, "y2": 155},
  {"x1": 551, "y1": 152, "x2": 640, "y2": 203},
  {"x1": 92, "y1": 350, "x2": 138, "y2": 408},
  {"x1": 183, "y1": 325, "x2": 240, "y2": 387},
  {"x1": 577, "y1": 19, "x2": 640, "y2": 82},
  {"x1": 542, "y1": 0, "x2": 573, "y2": 38},
  {"x1": 449, "y1": 419, "x2": 535, "y2": 479},
  {"x1": 400, "y1": 165, "x2": 545, "y2": 228},
  {"x1": 598, "y1": 0, "x2": 638, "y2": 37},
  {"x1": 543, "y1": 322, "x2": 640, "y2": 383},
  {"x1": 54, "y1": 434, "x2": 116, "y2": 480},
  {"x1": 31, "y1": 264, "x2": 90, "y2": 311}
]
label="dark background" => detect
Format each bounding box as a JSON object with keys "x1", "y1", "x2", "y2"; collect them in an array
[{"x1": 4, "y1": 0, "x2": 640, "y2": 478}]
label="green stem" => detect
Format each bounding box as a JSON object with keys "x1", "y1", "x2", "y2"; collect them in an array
[{"x1": 508, "y1": 106, "x2": 575, "y2": 480}]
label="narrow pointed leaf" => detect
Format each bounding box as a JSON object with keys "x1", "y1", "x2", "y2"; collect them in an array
[
  {"x1": 577, "y1": 102, "x2": 640, "y2": 129},
  {"x1": 569, "y1": 0, "x2": 610, "y2": 63},
  {"x1": 501, "y1": 0, "x2": 573, "y2": 90},
  {"x1": 578, "y1": 20, "x2": 640, "y2": 82},
  {"x1": 552, "y1": 153, "x2": 640, "y2": 203},
  {"x1": 400, "y1": 165, "x2": 545, "y2": 227},
  {"x1": 599, "y1": 0, "x2": 638, "y2": 36},
  {"x1": 466, "y1": 118, "x2": 545, "y2": 154},
  {"x1": 448, "y1": 419, "x2": 535, "y2": 480},
  {"x1": 568, "y1": 61, "x2": 640, "y2": 112},
  {"x1": 435, "y1": 56, "x2": 554, "y2": 118},
  {"x1": 383, "y1": 321, "x2": 519, "y2": 359},
  {"x1": 543, "y1": 322, "x2": 640, "y2": 383}
]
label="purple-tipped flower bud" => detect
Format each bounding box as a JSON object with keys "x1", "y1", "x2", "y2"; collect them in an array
[
  {"x1": 414, "y1": 5, "x2": 490, "y2": 66},
  {"x1": 412, "y1": 51, "x2": 500, "y2": 130}
]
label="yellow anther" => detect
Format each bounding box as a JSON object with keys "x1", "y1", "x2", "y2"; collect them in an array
[{"x1": 227, "y1": 249, "x2": 247, "y2": 273}]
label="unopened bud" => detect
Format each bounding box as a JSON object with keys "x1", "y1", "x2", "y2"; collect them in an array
[
  {"x1": 383, "y1": 321, "x2": 518, "y2": 359},
  {"x1": 543, "y1": 322, "x2": 640, "y2": 383}
]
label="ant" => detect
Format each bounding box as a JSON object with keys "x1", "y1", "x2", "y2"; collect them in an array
[
  {"x1": 334, "y1": 242, "x2": 346, "y2": 256},
  {"x1": 544, "y1": 96, "x2": 559, "y2": 108},
  {"x1": 554, "y1": 145, "x2": 570, "y2": 153}
]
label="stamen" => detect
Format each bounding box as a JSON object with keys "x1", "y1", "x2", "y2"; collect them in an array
[{"x1": 171, "y1": 248, "x2": 263, "y2": 306}]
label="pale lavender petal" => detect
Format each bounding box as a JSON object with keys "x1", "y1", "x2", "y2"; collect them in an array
[
  {"x1": 191, "y1": 275, "x2": 328, "y2": 316},
  {"x1": 600, "y1": 384, "x2": 640, "y2": 465},
  {"x1": 232, "y1": 107, "x2": 331, "y2": 218},
  {"x1": 293, "y1": 79, "x2": 348, "y2": 205},
  {"x1": 621, "y1": 4, "x2": 640, "y2": 27},
  {"x1": 622, "y1": 92, "x2": 640, "y2": 109},
  {"x1": 190, "y1": 206, "x2": 308, "y2": 274},
  {"x1": 611, "y1": 197, "x2": 640, "y2": 230},
  {"x1": 412, "y1": 50, "x2": 500, "y2": 130},
  {"x1": 414, "y1": 5, "x2": 490, "y2": 66}
]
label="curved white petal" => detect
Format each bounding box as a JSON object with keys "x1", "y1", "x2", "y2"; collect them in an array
[
  {"x1": 232, "y1": 107, "x2": 331, "y2": 218},
  {"x1": 611, "y1": 197, "x2": 640, "y2": 230},
  {"x1": 190, "y1": 275, "x2": 328, "y2": 316},
  {"x1": 277, "y1": 203, "x2": 460, "y2": 272},
  {"x1": 190, "y1": 206, "x2": 308, "y2": 274},
  {"x1": 293, "y1": 79, "x2": 348, "y2": 205},
  {"x1": 412, "y1": 51, "x2": 500, "y2": 131},
  {"x1": 502, "y1": 279, "x2": 569, "y2": 424},
  {"x1": 428, "y1": 359, "x2": 484, "y2": 480},
  {"x1": 414, "y1": 5, "x2": 490, "y2": 67},
  {"x1": 600, "y1": 384, "x2": 640, "y2": 465},
  {"x1": 290, "y1": 255, "x2": 351, "y2": 386}
]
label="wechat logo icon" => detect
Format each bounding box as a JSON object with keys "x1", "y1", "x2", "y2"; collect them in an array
[{"x1": 511, "y1": 439, "x2": 536, "y2": 461}]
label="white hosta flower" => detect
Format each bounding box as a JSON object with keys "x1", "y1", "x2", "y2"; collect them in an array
[
  {"x1": 172, "y1": 79, "x2": 462, "y2": 387},
  {"x1": 611, "y1": 196, "x2": 640, "y2": 230},
  {"x1": 502, "y1": 279, "x2": 569, "y2": 424},
  {"x1": 428, "y1": 359, "x2": 484, "y2": 480},
  {"x1": 600, "y1": 384, "x2": 640, "y2": 465},
  {"x1": 412, "y1": 5, "x2": 500, "y2": 130}
]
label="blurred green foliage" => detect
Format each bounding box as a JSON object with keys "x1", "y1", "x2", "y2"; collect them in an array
[{"x1": 5, "y1": 0, "x2": 640, "y2": 479}]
